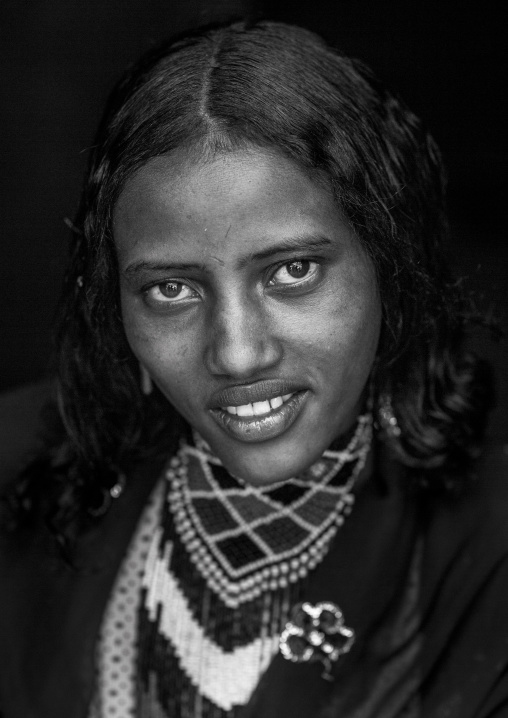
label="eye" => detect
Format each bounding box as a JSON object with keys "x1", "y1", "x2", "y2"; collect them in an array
[
  {"x1": 144, "y1": 281, "x2": 198, "y2": 305},
  {"x1": 269, "y1": 260, "x2": 319, "y2": 286}
]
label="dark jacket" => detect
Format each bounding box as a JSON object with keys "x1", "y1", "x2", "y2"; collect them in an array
[{"x1": 1, "y1": 383, "x2": 508, "y2": 718}]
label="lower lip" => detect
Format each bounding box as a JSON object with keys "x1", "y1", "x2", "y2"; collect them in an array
[{"x1": 209, "y1": 391, "x2": 309, "y2": 443}]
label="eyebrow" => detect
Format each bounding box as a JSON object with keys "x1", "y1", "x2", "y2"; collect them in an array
[
  {"x1": 240, "y1": 234, "x2": 335, "y2": 267},
  {"x1": 123, "y1": 259, "x2": 206, "y2": 279},
  {"x1": 123, "y1": 235, "x2": 335, "y2": 279}
]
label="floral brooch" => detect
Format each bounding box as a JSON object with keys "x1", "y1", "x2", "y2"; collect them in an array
[{"x1": 279, "y1": 601, "x2": 355, "y2": 680}]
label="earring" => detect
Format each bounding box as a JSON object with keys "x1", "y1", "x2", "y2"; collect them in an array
[
  {"x1": 377, "y1": 394, "x2": 401, "y2": 439},
  {"x1": 140, "y1": 364, "x2": 153, "y2": 396}
]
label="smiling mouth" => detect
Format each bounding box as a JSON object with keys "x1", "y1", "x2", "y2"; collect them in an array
[
  {"x1": 222, "y1": 393, "x2": 293, "y2": 417},
  {"x1": 209, "y1": 390, "x2": 308, "y2": 443}
]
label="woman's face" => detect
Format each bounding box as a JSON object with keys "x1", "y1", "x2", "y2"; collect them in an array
[{"x1": 115, "y1": 147, "x2": 381, "y2": 486}]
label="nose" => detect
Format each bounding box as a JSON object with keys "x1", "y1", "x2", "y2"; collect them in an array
[{"x1": 204, "y1": 292, "x2": 283, "y2": 379}]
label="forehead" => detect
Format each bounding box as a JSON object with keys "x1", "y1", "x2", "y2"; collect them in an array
[
  {"x1": 115, "y1": 146, "x2": 331, "y2": 216},
  {"x1": 113, "y1": 147, "x2": 358, "y2": 267}
]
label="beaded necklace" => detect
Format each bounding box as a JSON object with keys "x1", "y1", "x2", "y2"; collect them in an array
[{"x1": 136, "y1": 412, "x2": 372, "y2": 716}]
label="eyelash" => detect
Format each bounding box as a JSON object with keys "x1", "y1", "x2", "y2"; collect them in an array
[
  {"x1": 268, "y1": 259, "x2": 319, "y2": 288},
  {"x1": 143, "y1": 281, "x2": 199, "y2": 307},
  {"x1": 142, "y1": 258, "x2": 321, "y2": 308}
]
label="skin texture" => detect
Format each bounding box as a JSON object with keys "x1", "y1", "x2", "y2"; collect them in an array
[{"x1": 114, "y1": 147, "x2": 381, "y2": 486}]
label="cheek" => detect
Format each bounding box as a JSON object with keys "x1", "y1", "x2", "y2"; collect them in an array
[
  {"x1": 294, "y1": 273, "x2": 380, "y2": 373},
  {"x1": 338, "y1": 254, "x2": 381, "y2": 355},
  {"x1": 121, "y1": 295, "x2": 203, "y2": 404},
  {"x1": 344, "y1": 289, "x2": 381, "y2": 373},
  {"x1": 318, "y1": 321, "x2": 379, "y2": 392},
  {"x1": 121, "y1": 298, "x2": 174, "y2": 373},
  {"x1": 321, "y1": 297, "x2": 381, "y2": 423},
  {"x1": 121, "y1": 296, "x2": 153, "y2": 363}
]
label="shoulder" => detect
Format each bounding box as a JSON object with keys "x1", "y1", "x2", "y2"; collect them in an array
[
  {"x1": 421, "y1": 440, "x2": 508, "y2": 717},
  {"x1": 476, "y1": 439, "x2": 508, "y2": 503},
  {"x1": 424, "y1": 439, "x2": 508, "y2": 555},
  {"x1": 421, "y1": 440, "x2": 508, "y2": 603},
  {"x1": 0, "y1": 379, "x2": 55, "y2": 490},
  {"x1": 458, "y1": 440, "x2": 508, "y2": 545}
]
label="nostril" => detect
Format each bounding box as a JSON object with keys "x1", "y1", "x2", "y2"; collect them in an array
[{"x1": 204, "y1": 311, "x2": 282, "y2": 378}]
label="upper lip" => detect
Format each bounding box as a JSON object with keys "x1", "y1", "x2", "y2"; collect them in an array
[{"x1": 208, "y1": 379, "x2": 306, "y2": 409}]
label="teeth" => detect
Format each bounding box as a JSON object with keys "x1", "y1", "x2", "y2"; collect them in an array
[
  {"x1": 270, "y1": 396, "x2": 283, "y2": 409},
  {"x1": 252, "y1": 400, "x2": 271, "y2": 416},
  {"x1": 236, "y1": 403, "x2": 254, "y2": 417},
  {"x1": 223, "y1": 393, "x2": 294, "y2": 416}
]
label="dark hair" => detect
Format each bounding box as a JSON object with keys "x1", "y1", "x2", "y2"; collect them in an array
[{"x1": 6, "y1": 20, "x2": 494, "y2": 543}]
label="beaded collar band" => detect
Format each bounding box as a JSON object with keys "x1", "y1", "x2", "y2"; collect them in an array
[{"x1": 166, "y1": 412, "x2": 372, "y2": 609}]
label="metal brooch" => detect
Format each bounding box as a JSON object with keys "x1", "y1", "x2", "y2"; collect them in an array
[{"x1": 279, "y1": 601, "x2": 355, "y2": 680}]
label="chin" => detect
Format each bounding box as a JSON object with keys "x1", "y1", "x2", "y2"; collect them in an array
[
  {"x1": 193, "y1": 398, "x2": 360, "y2": 486},
  {"x1": 211, "y1": 438, "x2": 323, "y2": 487}
]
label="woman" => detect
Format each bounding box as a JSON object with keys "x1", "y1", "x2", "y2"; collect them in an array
[{"x1": 0, "y1": 19, "x2": 506, "y2": 718}]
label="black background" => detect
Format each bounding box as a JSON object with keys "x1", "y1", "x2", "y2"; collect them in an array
[{"x1": 0, "y1": 0, "x2": 506, "y2": 434}]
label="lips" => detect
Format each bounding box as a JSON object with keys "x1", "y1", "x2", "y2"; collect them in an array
[
  {"x1": 223, "y1": 393, "x2": 293, "y2": 416},
  {"x1": 208, "y1": 380, "x2": 309, "y2": 443},
  {"x1": 209, "y1": 379, "x2": 305, "y2": 409}
]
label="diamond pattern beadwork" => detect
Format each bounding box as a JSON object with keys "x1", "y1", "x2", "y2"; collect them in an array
[{"x1": 166, "y1": 413, "x2": 372, "y2": 608}]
